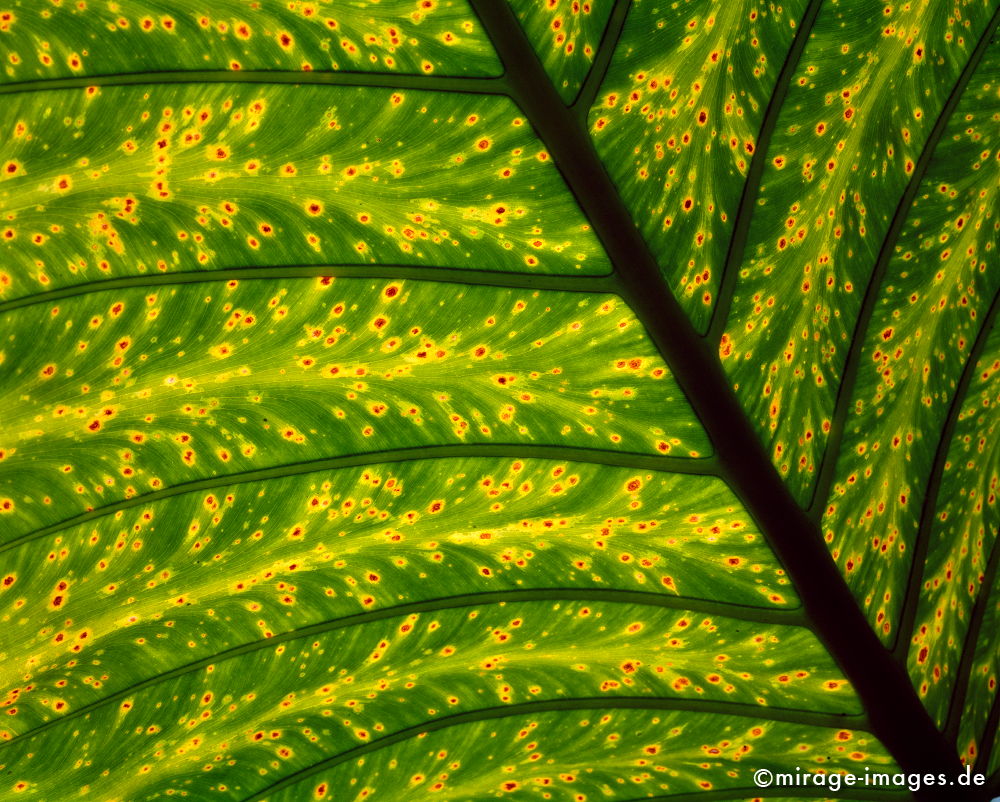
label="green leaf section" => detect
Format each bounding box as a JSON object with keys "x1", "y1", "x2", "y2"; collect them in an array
[
  {"x1": 821, "y1": 42, "x2": 1000, "y2": 642},
  {"x1": 0, "y1": 0, "x2": 500, "y2": 81},
  {"x1": 0, "y1": 591, "x2": 845, "y2": 736},
  {"x1": 509, "y1": 0, "x2": 614, "y2": 103},
  {"x1": 0, "y1": 694, "x2": 887, "y2": 801},
  {"x1": 0, "y1": 456, "x2": 805, "y2": 735},
  {"x1": 720, "y1": 0, "x2": 997, "y2": 503},
  {"x1": 0, "y1": 84, "x2": 609, "y2": 303},
  {"x1": 956, "y1": 576, "x2": 1000, "y2": 767},
  {"x1": 4, "y1": 2, "x2": 995, "y2": 797},
  {"x1": 908, "y1": 321, "x2": 1000, "y2": 727},
  {"x1": 590, "y1": 0, "x2": 806, "y2": 332},
  {"x1": 258, "y1": 711, "x2": 894, "y2": 801},
  {"x1": 0, "y1": 279, "x2": 709, "y2": 538}
]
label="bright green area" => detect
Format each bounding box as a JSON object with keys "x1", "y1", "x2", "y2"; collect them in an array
[
  {"x1": 0, "y1": 699, "x2": 890, "y2": 800},
  {"x1": 0, "y1": 84, "x2": 609, "y2": 303},
  {"x1": 822, "y1": 42, "x2": 1000, "y2": 642},
  {"x1": 721, "y1": 0, "x2": 997, "y2": 503},
  {"x1": 908, "y1": 321, "x2": 1000, "y2": 728},
  {"x1": 0, "y1": 0, "x2": 501, "y2": 81},
  {"x1": 262, "y1": 711, "x2": 895, "y2": 801},
  {"x1": 0, "y1": 456, "x2": 809, "y2": 738},
  {"x1": 591, "y1": 0, "x2": 807, "y2": 332},
  {"x1": 510, "y1": 0, "x2": 614, "y2": 102},
  {"x1": 0, "y1": 279, "x2": 710, "y2": 539},
  {"x1": 2, "y1": 0, "x2": 999, "y2": 797}
]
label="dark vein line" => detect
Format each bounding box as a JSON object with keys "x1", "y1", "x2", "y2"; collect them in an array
[
  {"x1": 466, "y1": 1, "x2": 983, "y2": 797},
  {"x1": 707, "y1": 0, "x2": 824, "y2": 342},
  {"x1": 0, "y1": 265, "x2": 617, "y2": 316},
  {"x1": 0, "y1": 589, "x2": 810, "y2": 750},
  {"x1": 571, "y1": 0, "x2": 631, "y2": 117},
  {"x1": 807, "y1": 3, "x2": 1000, "y2": 518},
  {"x1": 0, "y1": 70, "x2": 504, "y2": 97},
  {"x1": 945, "y1": 532, "x2": 1000, "y2": 743},
  {"x1": 893, "y1": 286, "x2": 1000, "y2": 660},
  {"x1": 0, "y1": 445, "x2": 719, "y2": 556},
  {"x1": 239, "y1": 698, "x2": 868, "y2": 802},
  {"x1": 974, "y1": 689, "x2": 1000, "y2": 779}
]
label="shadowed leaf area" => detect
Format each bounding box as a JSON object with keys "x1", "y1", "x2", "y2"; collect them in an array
[{"x1": 0, "y1": 1, "x2": 997, "y2": 800}]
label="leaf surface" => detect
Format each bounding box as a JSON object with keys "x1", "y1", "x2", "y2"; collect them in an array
[
  {"x1": 0, "y1": 85, "x2": 608, "y2": 302},
  {"x1": 510, "y1": 0, "x2": 615, "y2": 102},
  {"x1": 0, "y1": 1, "x2": 500, "y2": 81},
  {"x1": 720, "y1": 0, "x2": 997, "y2": 502},
  {"x1": 822, "y1": 39, "x2": 1000, "y2": 642},
  {"x1": 1, "y1": 2, "x2": 998, "y2": 800}
]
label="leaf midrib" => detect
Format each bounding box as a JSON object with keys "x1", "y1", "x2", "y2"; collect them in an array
[
  {"x1": 466, "y1": 1, "x2": 994, "y2": 797},
  {"x1": 1, "y1": 3, "x2": 996, "y2": 795}
]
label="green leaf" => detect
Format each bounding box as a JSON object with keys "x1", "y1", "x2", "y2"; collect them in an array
[
  {"x1": 590, "y1": 0, "x2": 809, "y2": 331},
  {"x1": 909, "y1": 320, "x2": 1000, "y2": 742},
  {"x1": 718, "y1": 0, "x2": 998, "y2": 503},
  {"x1": 821, "y1": 38, "x2": 1000, "y2": 646},
  {"x1": 510, "y1": 0, "x2": 615, "y2": 102},
  {"x1": 1, "y1": 2, "x2": 998, "y2": 800},
  {"x1": 0, "y1": 85, "x2": 608, "y2": 300},
  {"x1": 0, "y1": 1, "x2": 501, "y2": 80}
]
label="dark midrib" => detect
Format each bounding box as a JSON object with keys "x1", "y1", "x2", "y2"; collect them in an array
[
  {"x1": 0, "y1": 444, "x2": 718, "y2": 556},
  {"x1": 239, "y1": 697, "x2": 867, "y2": 802},
  {"x1": 894, "y1": 286, "x2": 1000, "y2": 660},
  {"x1": 0, "y1": 70, "x2": 504, "y2": 96},
  {"x1": 807, "y1": 2, "x2": 1000, "y2": 518},
  {"x1": 944, "y1": 532, "x2": 1000, "y2": 743},
  {"x1": 0, "y1": 589, "x2": 811, "y2": 750},
  {"x1": 571, "y1": 0, "x2": 632, "y2": 116},
  {"x1": 466, "y1": 1, "x2": 981, "y2": 799},
  {"x1": 0, "y1": 264, "x2": 616, "y2": 316},
  {"x1": 707, "y1": 0, "x2": 824, "y2": 342}
]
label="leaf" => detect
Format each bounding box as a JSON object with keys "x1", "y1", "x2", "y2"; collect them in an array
[
  {"x1": 0, "y1": 1, "x2": 998, "y2": 800},
  {"x1": 0, "y1": 1, "x2": 501, "y2": 79},
  {"x1": 0, "y1": 85, "x2": 608, "y2": 299},
  {"x1": 590, "y1": 0, "x2": 809, "y2": 331},
  {"x1": 510, "y1": 0, "x2": 615, "y2": 102}
]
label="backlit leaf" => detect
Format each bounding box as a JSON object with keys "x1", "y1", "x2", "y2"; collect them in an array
[
  {"x1": 0, "y1": 1, "x2": 501, "y2": 80},
  {"x1": 823, "y1": 39, "x2": 1000, "y2": 641},
  {"x1": 908, "y1": 321, "x2": 1000, "y2": 730},
  {"x1": 511, "y1": 0, "x2": 615, "y2": 102},
  {"x1": 0, "y1": 85, "x2": 607, "y2": 301},
  {"x1": 0, "y1": 281, "x2": 706, "y2": 538},
  {"x1": 591, "y1": 0, "x2": 808, "y2": 331},
  {"x1": 720, "y1": 0, "x2": 996, "y2": 502},
  {"x1": 1, "y1": 1, "x2": 998, "y2": 799}
]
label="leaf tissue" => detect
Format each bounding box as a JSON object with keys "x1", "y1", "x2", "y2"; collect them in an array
[{"x1": 0, "y1": 1, "x2": 998, "y2": 800}]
